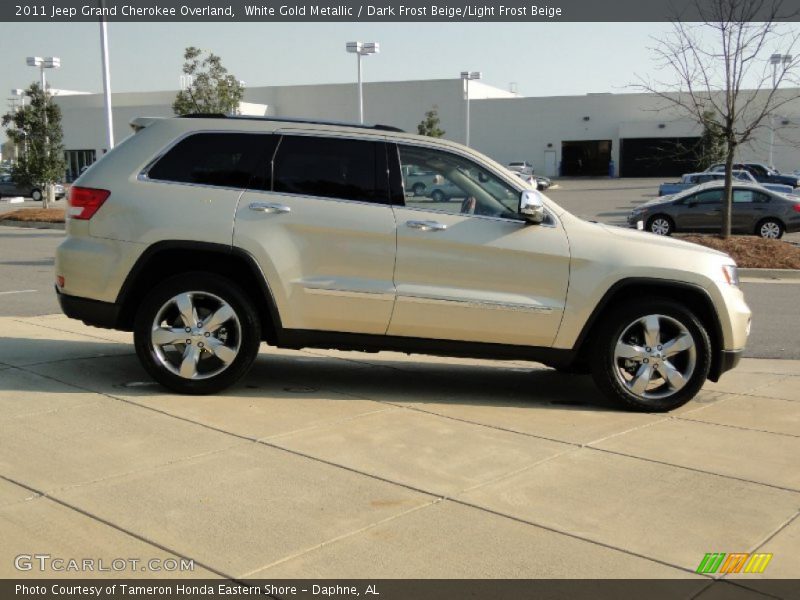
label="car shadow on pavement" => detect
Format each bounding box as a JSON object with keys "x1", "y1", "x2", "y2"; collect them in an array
[{"x1": 0, "y1": 337, "x2": 619, "y2": 412}]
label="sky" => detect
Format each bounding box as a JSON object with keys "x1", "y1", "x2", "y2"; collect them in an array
[{"x1": 0, "y1": 22, "x2": 682, "y2": 100}]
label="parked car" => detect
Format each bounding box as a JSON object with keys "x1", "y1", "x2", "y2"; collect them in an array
[
  {"x1": 706, "y1": 163, "x2": 800, "y2": 188},
  {"x1": 56, "y1": 114, "x2": 750, "y2": 412},
  {"x1": 0, "y1": 173, "x2": 65, "y2": 200},
  {"x1": 629, "y1": 180, "x2": 800, "y2": 238},
  {"x1": 507, "y1": 161, "x2": 534, "y2": 176},
  {"x1": 658, "y1": 170, "x2": 793, "y2": 196},
  {"x1": 403, "y1": 169, "x2": 463, "y2": 201},
  {"x1": 516, "y1": 172, "x2": 552, "y2": 191}
]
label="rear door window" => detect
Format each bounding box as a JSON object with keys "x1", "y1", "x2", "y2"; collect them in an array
[
  {"x1": 147, "y1": 133, "x2": 273, "y2": 189},
  {"x1": 272, "y1": 135, "x2": 390, "y2": 204}
]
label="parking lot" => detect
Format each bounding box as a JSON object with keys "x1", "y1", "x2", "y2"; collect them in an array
[{"x1": 0, "y1": 178, "x2": 798, "y2": 591}]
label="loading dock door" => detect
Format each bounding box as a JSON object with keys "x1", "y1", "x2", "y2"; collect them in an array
[
  {"x1": 561, "y1": 140, "x2": 611, "y2": 176},
  {"x1": 619, "y1": 137, "x2": 700, "y2": 177}
]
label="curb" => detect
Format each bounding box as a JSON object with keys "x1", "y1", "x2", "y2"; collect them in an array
[
  {"x1": 0, "y1": 220, "x2": 65, "y2": 230},
  {"x1": 739, "y1": 268, "x2": 800, "y2": 280}
]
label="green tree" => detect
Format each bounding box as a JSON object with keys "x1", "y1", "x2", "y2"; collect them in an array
[
  {"x1": 172, "y1": 47, "x2": 245, "y2": 116},
  {"x1": 417, "y1": 106, "x2": 446, "y2": 137},
  {"x1": 1, "y1": 82, "x2": 66, "y2": 208},
  {"x1": 694, "y1": 110, "x2": 727, "y2": 170}
]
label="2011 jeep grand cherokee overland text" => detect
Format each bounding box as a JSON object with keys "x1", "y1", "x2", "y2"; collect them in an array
[{"x1": 55, "y1": 115, "x2": 751, "y2": 412}]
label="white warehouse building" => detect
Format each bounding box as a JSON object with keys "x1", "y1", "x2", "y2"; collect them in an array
[{"x1": 28, "y1": 78, "x2": 800, "y2": 181}]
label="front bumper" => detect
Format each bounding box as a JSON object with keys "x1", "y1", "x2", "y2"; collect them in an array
[
  {"x1": 710, "y1": 349, "x2": 743, "y2": 382},
  {"x1": 56, "y1": 287, "x2": 122, "y2": 330}
]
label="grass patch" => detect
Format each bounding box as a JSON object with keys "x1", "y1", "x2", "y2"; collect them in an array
[
  {"x1": 0, "y1": 208, "x2": 65, "y2": 223},
  {"x1": 679, "y1": 234, "x2": 800, "y2": 269}
]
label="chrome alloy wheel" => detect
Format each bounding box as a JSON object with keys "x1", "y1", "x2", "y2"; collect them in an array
[
  {"x1": 612, "y1": 314, "x2": 696, "y2": 401},
  {"x1": 759, "y1": 221, "x2": 781, "y2": 239},
  {"x1": 150, "y1": 291, "x2": 241, "y2": 380},
  {"x1": 650, "y1": 218, "x2": 671, "y2": 235}
]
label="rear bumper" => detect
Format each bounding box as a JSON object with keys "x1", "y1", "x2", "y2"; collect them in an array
[{"x1": 56, "y1": 287, "x2": 122, "y2": 330}]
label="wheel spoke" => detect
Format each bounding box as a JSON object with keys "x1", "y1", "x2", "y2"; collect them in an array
[
  {"x1": 206, "y1": 338, "x2": 237, "y2": 364},
  {"x1": 629, "y1": 363, "x2": 654, "y2": 396},
  {"x1": 662, "y1": 332, "x2": 693, "y2": 357},
  {"x1": 642, "y1": 315, "x2": 661, "y2": 348},
  {"x1": 204, "y1": 303, "x2": 235, "y2": 332},
  {"x1": 175, "y1": 293, "x2": 198, "y2": 328},
  {"x1": 152, "y1": 327, "x2": 186, "y2": 347},
  {"x1": 615, "y1": 340, "x2": 647, "y2": 360},
  {"x1": 661, "y1": 360, "x2": 687, "y2": 391},
  {"x1": 179, "y1": 344, "x2": 201, "y2": 378}
]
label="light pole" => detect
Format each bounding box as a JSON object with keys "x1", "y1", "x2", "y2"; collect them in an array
[
  {"x1": 26, "y1": 56, "x2": 60, "y2": 207},
  {"x1": 100, "y1": 4, "x2": 115, "y2": 150},
  {"x1": 461, "y1": 71, "x2": 481, "y2": 147},
  {"x1": 346, "y1": 41, "x2": 379, "y2": 124},
  {"x1": 769, "y1": 53, "x2": 792, "y2": 168}
]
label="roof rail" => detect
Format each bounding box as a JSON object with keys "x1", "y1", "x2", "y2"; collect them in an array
[{"x1": 177, "y1": 113, "x2": 405, "y2": 133}]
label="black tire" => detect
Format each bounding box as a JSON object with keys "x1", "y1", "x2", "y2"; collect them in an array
[
  {"x1": 590, "y1": 298, "x2": 711, "y2": 412},
  {"x1": 646, "y1": 214, "x2": 674, "y2": 236},
  {"x1": 431, "y1": 189, "x2": 446, "y2": 202},
  {"x1": 31, "y1": 188, "x2": 43, "y2": 202},
  {"x1": 134, "y1": 272, "x2": 261, "y2": 395},
  {"x1": 755, "y1": 218, "x2": 784, "y2": 239},
  {"x1": 412, "y1": 183, "x2": 426, "y2": 196}
]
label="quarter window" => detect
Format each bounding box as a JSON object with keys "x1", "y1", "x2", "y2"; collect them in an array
[
  {"x1": 272, "y1": 136, "x2": 389, "y2": 204},
  {"x1": 147, "y1": 133, "x2": 271, "y2": 189}
]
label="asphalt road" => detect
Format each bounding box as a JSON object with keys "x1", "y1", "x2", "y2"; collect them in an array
[{"x1": 0, "y1": 215, "x2": 796, "y2": 359}]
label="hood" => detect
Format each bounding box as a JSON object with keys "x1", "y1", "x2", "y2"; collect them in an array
[{"x1": 597, "y1": 223, "x2": 730, "y2": 258}]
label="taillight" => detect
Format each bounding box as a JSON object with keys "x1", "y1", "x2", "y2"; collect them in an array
[
  {"x1": 68, "y1": 186, "x2": 110, "y2": 220},
  {"x1": 793, "y1": 203, "x2": 800, "y2": 213}
]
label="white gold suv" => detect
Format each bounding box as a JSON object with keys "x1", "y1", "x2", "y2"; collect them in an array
[{"x1": 56, "y1": 115, "x2": 751, "y2": 411}]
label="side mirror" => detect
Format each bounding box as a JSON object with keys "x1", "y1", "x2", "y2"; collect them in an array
[{"x1": 519, "y1": 190, "x2": 545, "y2": 224}]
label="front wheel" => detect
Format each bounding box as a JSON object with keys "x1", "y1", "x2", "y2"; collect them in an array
[
  {"x1": 646, "y1": 215, "x2": 674, "y2": 236},
  {"x1": 430, "y1": 189, "x2": 446, "y2": 202},
  {"x1": 134, "y1": 273, "x2": 261, "y2": 394},
  {"x1": 31, "y1": 188, "x2": 43, "y2": 201},
  {"x1": 590, "y1": 299, "x2": 711, "y2": 412},
  {"x1": 756, "y1": 218, "x2": 784, "y2": 239}
]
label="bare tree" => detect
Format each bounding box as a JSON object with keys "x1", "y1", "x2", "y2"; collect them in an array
[{"x1": 637, "y1": 0, "x2": 800, "y2": 237}]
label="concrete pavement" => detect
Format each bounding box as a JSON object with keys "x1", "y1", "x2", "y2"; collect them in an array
[{"x1": 0, "y1": 314, "x2": 798, "y2": 586}]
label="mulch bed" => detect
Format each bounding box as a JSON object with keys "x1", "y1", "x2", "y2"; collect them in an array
[
  {"x1": 0, "y1": 208, "x2": 65, "y2": 223},
  {"x1": 679, "y1": 234, "x2": 800, "y2": 269}
]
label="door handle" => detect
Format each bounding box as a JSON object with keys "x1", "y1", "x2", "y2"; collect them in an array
[
  {"x1": 249, "y1": 202, "x2": 291, "y2": 214},
  {"x1": 406, "y1": 220, "x2": 447, "y2": 232}
]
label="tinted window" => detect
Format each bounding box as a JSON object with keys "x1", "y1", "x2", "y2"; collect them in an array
[
  {"x1": 147, "y1": 133, "x2": 274, "y2": 189},
  {"x1": 273, "y1": 136, "x2": 389, "y2": 204},
  {"x1": 691, "y1": 190, "x2": 722, "y2": 205}
]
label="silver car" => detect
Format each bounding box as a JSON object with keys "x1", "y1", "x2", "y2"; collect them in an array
[{"x1": 0, "y1": 173, "x2": 65, "y2": 201}]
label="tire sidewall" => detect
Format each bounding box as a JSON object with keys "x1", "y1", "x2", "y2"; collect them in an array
[
  {"x1": 590, "y1": 299, "x2": 711, "y2": 412},
  {"x1": 31, "y1": 189, "x2": 42, "y2": 201},
  {"x1": 134, "y1": 272, "x2": 261, "y2": 395}
]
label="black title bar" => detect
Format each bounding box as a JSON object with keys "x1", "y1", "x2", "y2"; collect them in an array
[{"x1": 3, "y1": 0, "x2": 800, "y2": 22}]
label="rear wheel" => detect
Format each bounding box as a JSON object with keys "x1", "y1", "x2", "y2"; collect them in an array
[
  {"x1": 31, "y1": 188, "x2": 43, "y2": 201},
  {"x1": 756, "y1": 218, "x2": 784, "y2": 239},
  {"x1": 590, "y1": 299, "x2": 711, "y2": 412},
  {"x1": 431, "y1": 189, "x2": 446, "y2": 202},
  {"x1": 646, "y1": 215, "x2": 674, "y2": 236},
  {"x1": 412, "y1": 183, "x2": 426, "y2": 196},
  {"x1": 134, "y1": 273, "x2": 261, "y2": 394}
]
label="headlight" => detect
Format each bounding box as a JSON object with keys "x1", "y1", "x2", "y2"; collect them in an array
[{"x1": 721, "y1": 264, "x2": 739, "y2": 286}]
